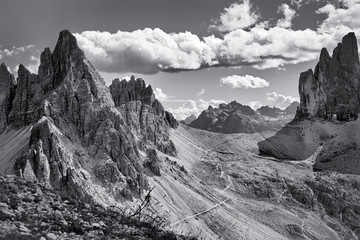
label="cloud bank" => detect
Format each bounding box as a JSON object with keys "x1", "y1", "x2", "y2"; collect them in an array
[{"x1": 74, "y1": 0, "x2": 360, "y2": 74}]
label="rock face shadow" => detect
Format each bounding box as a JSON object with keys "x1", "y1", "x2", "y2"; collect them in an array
[{"x1": 257, "y1": 119, "x2": 320, "y2": 161}]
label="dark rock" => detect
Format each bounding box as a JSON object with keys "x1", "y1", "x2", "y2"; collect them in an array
[{"x1": 0, "y1": 208, "x2": 15, "y2": 220}]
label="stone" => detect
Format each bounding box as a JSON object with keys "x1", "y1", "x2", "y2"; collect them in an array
[
  {"x1": 0, "y1": 208, "x2": 15, "y2": 220},
  {"x1": 46, "y1": 232, "x2": 57, "y2": 240}
]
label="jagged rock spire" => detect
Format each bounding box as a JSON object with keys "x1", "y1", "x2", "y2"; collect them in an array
[{"x1": 297, "y1": 32, "x2": 360, "y2": 120}]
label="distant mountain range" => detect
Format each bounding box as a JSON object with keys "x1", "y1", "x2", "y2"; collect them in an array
[
  {"x1": 184, "y1": 101, "x2": 298, "y2": 134},
  {"x1": 186, "y1": 101, "x2": 298, "y2": 134}
]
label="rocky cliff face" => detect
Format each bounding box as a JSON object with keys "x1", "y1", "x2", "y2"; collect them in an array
[
  {"x1": 189, "y1": 101, "x2": 288, "y2": 134},
  {"x1": 0, "y1": 64, "x2": 16, "y2": 133},
  {"x1": 297, "y1": 32, "x2": 360, "y2": 120},
  {"x1": 0, "y1": 30, "x2": 177, "y2": 203}
]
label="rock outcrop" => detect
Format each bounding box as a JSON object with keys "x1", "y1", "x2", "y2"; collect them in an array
[
  {"x1": 297, "y1": 32, "x2": 360, "y2": 121},
  {"x1": 109, "y1": 77, "x2": 178, "y2": 128},
  {"x1": 0, "y1": 30, "x2": 177, "y2": 203}
]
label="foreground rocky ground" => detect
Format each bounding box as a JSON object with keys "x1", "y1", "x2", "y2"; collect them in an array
[{"x1": 0, "y1": 175, "x2": 193, "y2": 240}]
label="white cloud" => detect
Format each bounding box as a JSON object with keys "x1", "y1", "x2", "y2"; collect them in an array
[
  {"x1": 74, "y1": 29, "x2": 215, "y2": 74},
  {"x1": 209, "y1": 0, "x2": 260, "y2": 32},
  {"x1": 316, "y1": 0, "x2": 360, "y2": 40},
  {"x1": 196, "y1": 88, "x2": 205, "y2": 96},
  {"x1": 74, "y1": 1, "x2": 360, "y2": 74},
  {"x1": 2, "y1": 45, "x2": 35, "y2": 57},
  {"x1": 277, "y1": 4, "x2": 296, "y2": 28},
  {"x1": 266, "y1": 92, "x2": 299, "y2": 109},
  {"x1": 248, "y1": 101, "x2": 263, "y2": 110},
  {"x1": 220, "y1": 75, "x2": 270, "y2": 89},
  {"x1": 153, "y1": 88, "x2": 169, "y2": 101},
  {"x1": 168, "y1": 99, "x2": 226, "y2": 120}
]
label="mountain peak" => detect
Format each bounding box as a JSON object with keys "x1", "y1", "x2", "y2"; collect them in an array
[
  {"x1": 319, "y1": 48, "x2": 331, "y2": 62},
  {"x1": 339, "y1": 32, "x2": 360, "y2": 71}
]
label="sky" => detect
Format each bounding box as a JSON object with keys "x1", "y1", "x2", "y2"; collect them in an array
[{"x1": 0, "y1": 0, "x2": 360, "y2": 119}]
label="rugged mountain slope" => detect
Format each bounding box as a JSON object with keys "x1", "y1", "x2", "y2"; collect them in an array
[
  {"x1": 0, "y1": 30, "x2": 177, "y2": 204},
  {"x1": 258, "y1": 32, "x2": 360, "y2": 174},
  {"x1": 189, "y1": 101, "x2": 292, "y2": 134}
]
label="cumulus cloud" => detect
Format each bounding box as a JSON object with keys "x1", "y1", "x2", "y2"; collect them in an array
[
  {"x1": 266, "y1": 92, "x2": 299, "y2": 109},
  {"x1": 209, "y1": 0, "x2": 259, "y2": 32},
  {"x1": 153, "y1": 88, "x2": 169, "y2": 101},
  {"x1": 1, "y1": 45, "x2": 35, "y2": 57},
  {"x1": 196, "y1": 88, "x2": 205, "y2": 96},
  {"x1": 168, "y1": 99, "x2": 226, "y2": 120},
  {"x1": 277, "y1": 4, "x2": 296, "y2": 28},
  {"x1": 220, "y1": 75, "x2": 269, "y2": 89},
  {"x1": 74, "y1": 29, "x2": 215, "y2": 74},
  {"x1": 316, "y1": 0, "x2": 360, "y2": 40},
  {"x1": 74, "y1": 0, "x2": 360, "y2": 74},
  {"x1": 248, "y1": 101, "x2": 263, "y2": 110}
]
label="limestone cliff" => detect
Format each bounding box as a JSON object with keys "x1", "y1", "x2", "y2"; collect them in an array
[{"x1": 297, "y1": 32, "x2": 360, "y2": 120}]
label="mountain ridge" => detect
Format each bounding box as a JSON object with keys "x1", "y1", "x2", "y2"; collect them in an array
[
  {"x1": 187, "y1": 100, "x2": 297, "y2": 134},
  {"x1": 0, "y1": 30, "x2": 178, "y2": 204}
]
